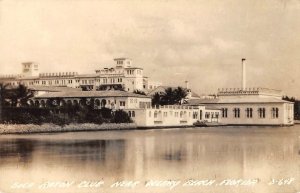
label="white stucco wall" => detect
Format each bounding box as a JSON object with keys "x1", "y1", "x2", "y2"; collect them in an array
[{"x1": 204, "y1": 102, "x2": 293, "y2": 126}]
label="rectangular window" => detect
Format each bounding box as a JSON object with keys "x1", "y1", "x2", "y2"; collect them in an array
[
  {"x1": 205, "y1": 112, "x2": 210, "y2": 119},
  {"x1": 271, "y1": 107, "x2": 279, "y2": 118},
  {"x1": 175, "y1": 112, "x2": 178, "y2": 117},
  {"x1": 193, "y1": 112, "x2": 198, "y2": 119},
  {"x1": 222, "y1": 108, "x2": 228, "y2": 118},
  {"x1": 233, "y1": 108, "x2": 240, "y2": 118},
  {"x1": 258, "y1": 108, "x2": 266, "y2": 118},
  {"x1": 246, "y1": 108, "x2": 253, "y2": 118},
  {"x1": 215, "y1": 113, "x2": 219, "y2": 118},
  {"x1": 163, "y1": 112, "x2": 167, "y2": 117}
]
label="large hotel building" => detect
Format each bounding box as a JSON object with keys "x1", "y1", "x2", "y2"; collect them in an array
[{"x1": 0, "y1": 58, "x2": 162, "y2": 92}]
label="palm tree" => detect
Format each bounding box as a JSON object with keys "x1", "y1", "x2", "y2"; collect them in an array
[
  {"x1": 161, "y1": 87, "x2": 175, "y2": 105},
  {"x1": 133, "y1": 90, "x2": 146, "y2": 95},
  {"x1": 7, "y1": 85, "x2": 33, "y2": 107},
  {"x1": 154, "y1": 87, "x2": 187, "y2": 106},
  {"x1": 0, "y1": 83, "x2": 9, "y2": 122},
  {"x1": 152, "y1": 92, "x2": 161, "y2": 106},
  {"x1": 174, "y1": 87, "x2": 187, "y2": 104}
]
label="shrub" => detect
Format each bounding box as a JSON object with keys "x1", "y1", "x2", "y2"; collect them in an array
[{"x1": 112, "y1": 110, "x2": 132, "y2": 123}]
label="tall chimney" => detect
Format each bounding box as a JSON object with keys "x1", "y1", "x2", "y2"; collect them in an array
[
  {"x1": 185, "y1": 81, "x2": 189, "y2": 89},
  {"x1": 242, "y1": 58, "x2": 246, "y2": 90}
]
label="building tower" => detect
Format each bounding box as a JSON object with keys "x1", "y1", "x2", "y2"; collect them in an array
[
  {"x1": 114, "y1": 58, "x2": 132, "y2": 69},
  {"x1": 242, "y1": 58, "x2": 246, "y2": 90},
  {"x1": 22, "y1": 62, "x2": 39, "y2": 77}
]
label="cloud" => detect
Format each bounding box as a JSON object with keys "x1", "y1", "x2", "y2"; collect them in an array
[{"x1": 0, "y1": 0, "x2": 300, "y2": 97}]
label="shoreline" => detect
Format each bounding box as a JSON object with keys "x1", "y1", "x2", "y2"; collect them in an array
[
  {"x1": 0, "y1": 122, "x2": 297, "y2": 135},
  {"x1": 0, "y1": 123, "x2": 137, "y2": 135}
]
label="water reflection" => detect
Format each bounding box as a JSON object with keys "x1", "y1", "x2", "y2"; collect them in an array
[
  {"x1": 0, "y1": 126, "x2": 299, "y2": 193},
  {"x1": 0, "y1": 139, "x2": 36, "y2": 163}
]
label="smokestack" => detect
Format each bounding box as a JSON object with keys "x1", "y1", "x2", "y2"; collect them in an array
[
  {"x1": 242, "y1": 58, "x2": 246, "y2": 90},
  {"x1": 185, "y1": 81, "x2": 189, "y2": 89}
]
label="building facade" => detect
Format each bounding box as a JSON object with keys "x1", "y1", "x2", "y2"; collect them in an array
[
  {"x1": 31, "y1": 90, "x2": 152, "y2": 110},
  {"x1": 187, "y1": 88, "x2": 294, "y2": 126},
  {"x1": 126, "y1": 105, "x2": 221, "y2": 127},
  {"x1": 0, "y1": 58, "x2": 161, "y2": 92}
]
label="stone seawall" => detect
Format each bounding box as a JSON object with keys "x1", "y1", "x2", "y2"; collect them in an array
[{"x1": 0, "y1": 123, "x2": 137, "y2": 134}]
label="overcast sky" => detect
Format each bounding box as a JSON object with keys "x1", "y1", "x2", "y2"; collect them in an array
[{"x1": 0, "y1": 0, "x2": 299, "y2": 97}]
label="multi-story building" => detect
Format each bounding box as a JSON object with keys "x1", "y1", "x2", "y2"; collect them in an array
[{"x1": 0, "y1": 58, "x2": 161, "y2": 92}]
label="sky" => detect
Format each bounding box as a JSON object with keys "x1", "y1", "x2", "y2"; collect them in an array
[{"x1": 0, "y1": 0, "x2": 299, "y2": 97}]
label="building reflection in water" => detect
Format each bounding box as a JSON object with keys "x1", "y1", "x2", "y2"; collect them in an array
[{"x1": 0, "y1": 126, "x2": 299, "y2": 193}]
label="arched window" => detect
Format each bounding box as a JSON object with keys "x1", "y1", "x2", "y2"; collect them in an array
[
  {"x1": 28, "y1": 100, "x2": 34, "y2": 106},
  {"x1": 60, "y1": 100, "x2": 66, "y2": 107},
  {"x1": 34, "y1": 100, "x2": 40, "y2": 107},
  {"x1": 67, "y1": 100, "x2": 72, "y2": 106},
  {"x1": 73, "y1": 100, "x2": 79, "y2": 107},
  {"x1": 95, "y1": 99, "x2": 100, "y2": 106},
  {"x1": 101, "y1": 99, "x2": 107, "y2": 108},
  {"x1": 41, "y1": 100, "x2": 46, "y2": 108}
]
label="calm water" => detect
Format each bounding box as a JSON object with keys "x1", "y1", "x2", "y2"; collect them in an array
[{"x1": 0, "y1": 126, "x2": 299, "y2": 193}]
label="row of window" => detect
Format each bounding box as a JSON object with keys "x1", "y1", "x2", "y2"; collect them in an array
[
  {"x1": 35, "y1": 79, "x2": 73, "y2": 85},
  {"x1": 127, "y1": 69, "x2": 142, "y2": 75},
  {"x1": 102, "y1": 78, "x2": 123, "y2": 84},
  {"x1": 139, "y1": 102, "x2": 151, "y2": 109},
  {"x1": 116, "y1": 61, "x2": 124, "y2": 65},
  {"x1": 31, "y1": 99, "x2": 127, "y2": 108},
  {"x1": 205, "y1": 112, "x2": 219, "y2": 119},
  {"x1": 130, "y1": 98, "x2": 138, "y2": 103},
  {"x1": 221, "y1": 107, "x2": 279, "y2": 119},
  {"x1": 2, "y1": 76, "x2": 145, "y2": 88},
  {"x1": 150, "y1": 110, "x2": 200, "y2": 119},
  {"x1": 128, "y1": 111, "x2": 135, "y2": 118},
  {"x1": 15, "y1": 77, "x2": 125, "y2": 86},
  {"x1": 127, "y1": 70, "x2": 135, "y2": 75}
]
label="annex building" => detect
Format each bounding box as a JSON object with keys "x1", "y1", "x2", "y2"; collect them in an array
[
  {"x1": 187, "y1": 88, "x2": 294, "y2": 126},
  {"x1": 186, "y1": 58, "x2": 294, "y2": 126}
]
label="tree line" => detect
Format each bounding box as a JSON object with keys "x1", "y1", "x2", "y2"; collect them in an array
[{"x1": 151, "y1": 87, "x2": 188, "y2": 106}]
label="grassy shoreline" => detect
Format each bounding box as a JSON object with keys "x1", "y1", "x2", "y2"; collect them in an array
[{"x1": 0, "y1": 123, "x2": 137, "y2": 134}]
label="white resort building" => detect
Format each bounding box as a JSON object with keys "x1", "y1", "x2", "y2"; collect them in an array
[
  {"x1": 187, "y1": 88, "x2": 294, "y2": 126},
  {"x1": 0, "y1": 57, "x2": 294, "y2": 127},
  {"x1": 31, "y1": 90, "x2": 152, "y2": 110},
  {"x1": 0, "y1": 58, "x2": 161, "y2": 92},
  {"x1": 186, "y1": 58, "x2": 294, "y2": 126},
  {"x1": 30, "y1": 90, "x2": 219, "y2": 127}
]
